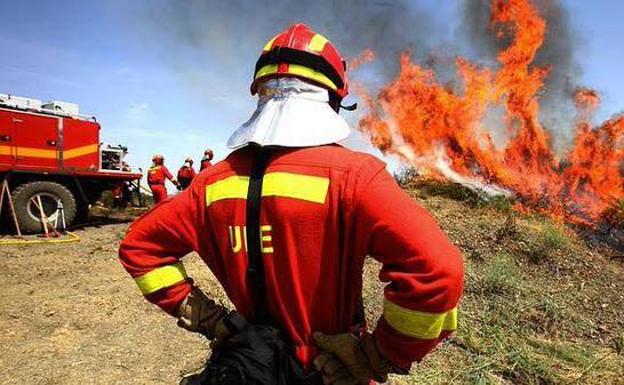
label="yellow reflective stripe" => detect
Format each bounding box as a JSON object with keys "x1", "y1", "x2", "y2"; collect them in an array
[
  {"x1": 255, "y1": 64, "x2": 278, "y2": 80},
  {"x1": 134, "y1": 262, "x2": 188, "y2": 295},
  {"x1": 383, "y1": 299, "x2": 458, "y2": 340},
  {"x1": 64, "y1": 143, "x2": 99, "y2": 160},
  {"x1": 263, "y1": 37, "x2": 277, "y2": 52},
  {"x1": 263, "y1": 172, "x2": 329, "y2": 203},
  {"x1": 205, "y1": 173, "x2": 329, "y2": 206},
  {"x1": 16, "y1": 146, "x2": 57, "y2": 159},
  {"x1": 206, "y1": 176, "x2": 249, "y2": 206},
  {"x1": 255, "y1": 64, "x2": 338, "y2": 91},
  {"x1": 284, "y1": 64, "x2": 338, "y2": 91},
  {"x1": 308, "y1": 33, "x2": 328, "y2": 52},
  {"x1": 0, "y1": 144, "x2": 98, "y2": 160}
]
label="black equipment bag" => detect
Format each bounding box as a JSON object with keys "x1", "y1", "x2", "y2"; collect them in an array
[{"x1": 181, "y1": 147, "x2": 320, "y2": 385}]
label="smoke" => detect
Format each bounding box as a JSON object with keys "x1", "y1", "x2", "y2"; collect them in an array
[
  {"x1": 131, "y1": 0, "x2": 439, "y2": 101},
  {"x1": 129, "y1": 0, "x2": 585, "y2": 152},
  {"x1": 459, "y1": 0, "x2": 580, "y2": 151}
]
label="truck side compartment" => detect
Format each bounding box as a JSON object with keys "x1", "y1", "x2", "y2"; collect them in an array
[{"x1": 0, "y1": 95, "x2": 141, "y2": 232}]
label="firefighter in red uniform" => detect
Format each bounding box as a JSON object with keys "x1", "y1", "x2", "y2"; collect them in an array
[
  {"x1": 147, "y1": 154, "x2": 179, "y2": 204},
  {"x1": 200, "y1": 149, "x2": 214, "y2": 171},
  {"x1": 120, "y1": 24, "x2": 463, "y2": 385},
  {"x1": 177, "y1": 157, "x2": 197, "y2": 190},
  {"x1": 112, "y1": 181, "x2": 131, "y2": 209}
]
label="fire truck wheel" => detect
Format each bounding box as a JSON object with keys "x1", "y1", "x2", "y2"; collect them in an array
[{"x1": 12, "y1": 181, "x2": 77, "y2": 233}]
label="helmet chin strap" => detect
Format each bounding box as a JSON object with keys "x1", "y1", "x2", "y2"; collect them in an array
[
  {"x1": 340, "y1": 102, "x2": 357, "y2": 111},
  {"x1": 329, "y1": 93, "x2": 357, "y2": 113}
]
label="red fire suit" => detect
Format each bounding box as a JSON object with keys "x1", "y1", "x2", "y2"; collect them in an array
[
  {"x1": 147, "y1": 165, "x2": 174, "y2": 204},
  {"x1": 120, "y1": 145, "x2": 463, "y2": 370},
  {"x1": 200, "y1": 157, "x2": 212, "y2": 171},
  {"x1": 177, "y1": 166, "x2": 197, "y2": 190}
]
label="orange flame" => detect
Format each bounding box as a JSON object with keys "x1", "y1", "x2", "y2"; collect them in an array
[
  {"x1": 349, "y1": 49, "x2": 375, "y2": 71},
  {"x1": 359, "y1": 0, "x2": 624, "y2": 225}
]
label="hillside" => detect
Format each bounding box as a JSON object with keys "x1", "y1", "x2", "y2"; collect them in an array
[
  {"x1": 1, "y1": 181, "x2": 623, "y2": 384},
  {"x1": 378, "y1": 180, "x2": 624, "y2": 384}
]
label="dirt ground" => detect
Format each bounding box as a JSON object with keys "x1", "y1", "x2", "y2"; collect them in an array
[
  {"x1": 1, "y1": 186, "x2": 624, "y2": 384},
  {"x1": 0, "y1": 220, "x2": 220, "y2": 384}
]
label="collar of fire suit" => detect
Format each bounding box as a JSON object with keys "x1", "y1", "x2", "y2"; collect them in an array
[{"x1": 227, "y1": 77, "x2": 351, "y2": 149}]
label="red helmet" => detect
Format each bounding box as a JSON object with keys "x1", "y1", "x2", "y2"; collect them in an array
[{"x1": 251, "y1": 23, "x2": 349, "y2": 101}]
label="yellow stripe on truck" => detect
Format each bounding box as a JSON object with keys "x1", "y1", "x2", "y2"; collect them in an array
[
  {"x1": 205, "y1": 173, "x2": 330, "y2": 206},
  {"x1": 0, "y1": 143, "x2": 98, "y2": 160},
  {"x1": 383, "y1": 299, "x2": 458, "y2": 340},
  {"x1": 16, "y1": 146, "x2": 57, "y2": 159},
  {"x1": 64, "y1": 143, "x2": 99, "y2": 160},
  {"x1": 134, "y1": 262, "x2": 188, "y2": 295}
]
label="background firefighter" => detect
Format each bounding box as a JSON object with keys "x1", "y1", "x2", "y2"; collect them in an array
[
  {"x1": 177, "y1": 157, "x2": 197, "y2": 191},
  {"x1": 119, "y1": 24, "x2": 464, "y2": 385},
  {"x1": 147, "y1": 154, "x2": 179, "y2": 204},
  {"x1": 200, "y1": 148, "x2": 214, "y2": 171},
  {"x1": 112, "y1": 181, "x2": 132, "y2": 209}
]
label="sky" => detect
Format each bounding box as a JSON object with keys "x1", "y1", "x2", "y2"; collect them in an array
[{"x1": 0, "y1": 0, "x2": 623, "y2": 189}]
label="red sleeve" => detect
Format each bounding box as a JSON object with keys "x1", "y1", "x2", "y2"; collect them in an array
[
  {"x1": 353, "y1": 161, "x2": 464, "y2": 369},
  {"x1": 118, "y1": 177, "x2": 205, "y2": 315},
  {"x1": 163, "y1": 166, "x2": 174, "y2": 181}
]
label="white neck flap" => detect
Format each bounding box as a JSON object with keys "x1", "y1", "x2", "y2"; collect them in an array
[{"x1": 227, "y1": 77, "x2": 351, "y2": 149}]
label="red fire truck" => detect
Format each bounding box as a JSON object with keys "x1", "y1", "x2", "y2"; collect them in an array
[{"x1": 0, "y1": 94, "x2": 142, "y2": 232}]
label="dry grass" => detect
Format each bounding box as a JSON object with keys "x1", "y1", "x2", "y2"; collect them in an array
[
  {"x1": 0, "y1": 179, "x2": 623, "y2": 384},
  {"x1": 389, "y1": 180, "x2": 624, "y2": 384}
]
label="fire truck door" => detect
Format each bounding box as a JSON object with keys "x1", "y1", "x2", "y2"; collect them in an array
[
  {"x1": 0, "y1": 111, "x2": 16, "y2": 167},
  {"x1": 13, "y1": 113, "x2": 59, "y2": 169}
]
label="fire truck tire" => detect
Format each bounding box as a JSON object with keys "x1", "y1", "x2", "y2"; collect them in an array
[{"x1": 12, "y1": 181, "x2": 77, "y2": 233}]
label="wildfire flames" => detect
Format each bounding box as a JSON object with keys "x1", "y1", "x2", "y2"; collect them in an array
[{"x1": 358, "y1": 0, "x2": 624, "y2": 226}]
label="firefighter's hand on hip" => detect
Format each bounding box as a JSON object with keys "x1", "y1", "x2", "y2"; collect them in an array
[
  {"x1": 176, "y1": 286, "x2": 230, "y2": 341},
  {"x1": 314, "y1": 332, "x2": 390, "y2": 385}
]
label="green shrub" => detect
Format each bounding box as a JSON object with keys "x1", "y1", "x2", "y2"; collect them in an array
[
  {"x1": 525, "y1": 222, "x2": 571, "y2": 264},
  {"x1": 542, "y1": 223, "x2": 571, "y2": 250},
  {"x1": 482, "y1": 195, "x2": 514, "y2": 214}
]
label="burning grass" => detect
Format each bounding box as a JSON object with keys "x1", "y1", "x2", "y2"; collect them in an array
[{"x1": 359, "y1": 0, "x2": 624, "y2": 227}]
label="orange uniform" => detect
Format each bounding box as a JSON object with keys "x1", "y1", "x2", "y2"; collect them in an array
[
  {"x1": 147, "y1": 165, "x2": 174, "y2": 203},
  {"x1": 120, "y1": 145, "x2": 463, "y2": 370}
]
